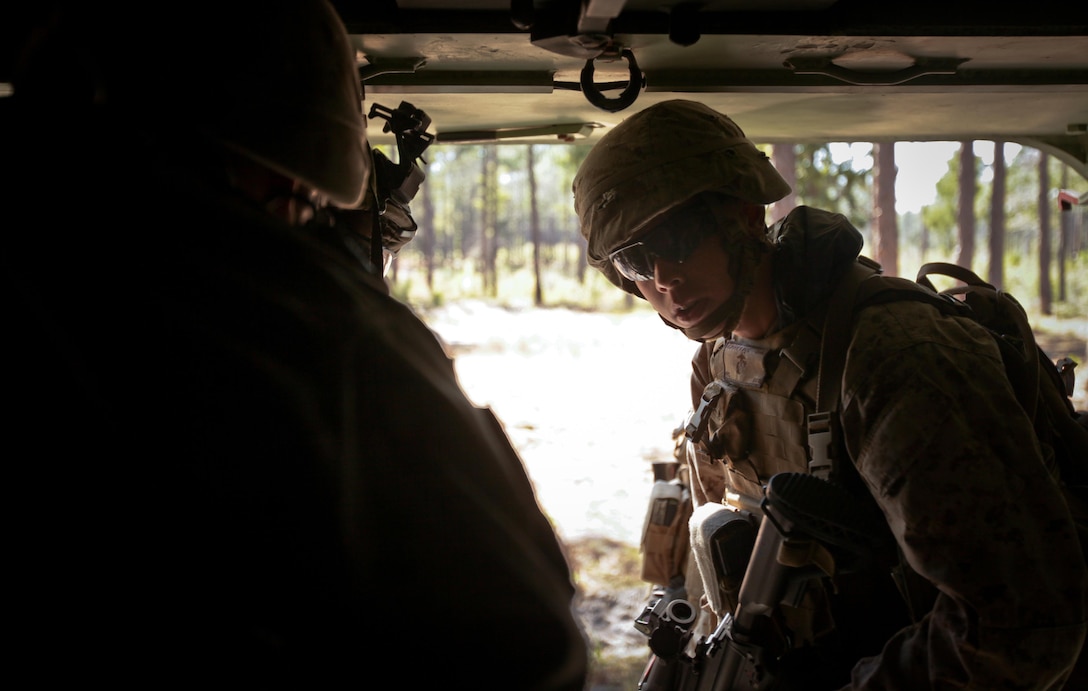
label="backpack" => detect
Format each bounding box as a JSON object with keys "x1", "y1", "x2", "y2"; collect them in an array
[{"x1": 813, "y1": 258, "x2": 1088, "y2": 546}]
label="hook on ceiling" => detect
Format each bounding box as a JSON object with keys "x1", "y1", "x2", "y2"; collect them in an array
[{"x1": 580, "y1": 48, "x2": 644, "y2": 113}]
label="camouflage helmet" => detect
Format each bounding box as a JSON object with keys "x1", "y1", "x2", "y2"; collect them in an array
[
  {"x1": 220, "y1": 0, "x2": 371, "y2": 208},
  {"x1": 572, "y1": 99, "x2": 791, "y2": 294},
  {"x1": 47, "y1": 0, "x2": 370, "y2": 207}
]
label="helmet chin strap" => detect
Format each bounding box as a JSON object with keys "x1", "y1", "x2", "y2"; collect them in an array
[{"x1": 677, "y1": 286, "x2": 748, "y2": 341}]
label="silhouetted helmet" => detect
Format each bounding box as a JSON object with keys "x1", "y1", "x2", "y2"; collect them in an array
[
  {"x1": 27, "y1": 0, "x2": 370, "y2": 207},
  {"x1": 572, "y1": 100, "x2": 791, "y2": 295}
]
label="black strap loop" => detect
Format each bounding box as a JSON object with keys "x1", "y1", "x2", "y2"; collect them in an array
[{"x1": 580, "y1": 49, "x2": 644, "y2": 113}]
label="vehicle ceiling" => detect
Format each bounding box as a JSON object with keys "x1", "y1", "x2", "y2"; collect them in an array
[
  {"x1": 340, "y1": 0, "x2": 1088, "y2": 179},
  {"x1": 1, "y1": 1, "x2": 1085, "y2": 178}
]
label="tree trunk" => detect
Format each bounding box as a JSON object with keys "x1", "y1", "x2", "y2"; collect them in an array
[
  {"x1": 988, "y1": 140, "x2": 1006, "y2": 289},
  {"x1": 477, "y1": 149, "x2": 491, "y2": 294},
  {"x1": 419, "y1": 182, "x2": 436, "y2": 291},
  {"x1": 956, "y1": 141, "x2": 976, "y2": 269},
  {"x1": 577, "y1": 236, "x2": 587, "y2": 283},
  {"x1": 1058, "y1": 167, "x2": 1069, "y2": 302},
  {"x1": 461, "y1": 149, "x2": 478, "y2": 260},
  {"x1": 483, "y1": 146, "x2": 499, "y2": 297},
  {"x1": 872, "y1": 142, "x2": 899, "y2": 275},
  {"x1": 1038, "y1": 151, "x2": 1052, "y2": 315},
  {"x1": 527, "y1": 145, "x2": 544, "y2": 306}
]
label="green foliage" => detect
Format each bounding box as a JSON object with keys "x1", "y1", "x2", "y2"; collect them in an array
[
  {"x1": 388, "y1": 276, "x2": 412, "y2": 304},
  {"x1": 588, "y1": 650, "x2": 647, "y2": 690},
  {"x1": 393, "y1": 244, "x2": 652, "y2": 314},
  {"x1": 921, "y1": 153, "x2": 961, "y2": 254},
  {"x1": 566, "y1": 536, "x2": 650, "y2": 689},
  {"x1": 1053, "y1": 247, "x2": 1088, "y2": 318},
  {"x1": 1005, "y1": 146, "x2": 1045, "y2": 238},
  {"x1": 792, "y1": 142, "x2": 873, "y2": 227},
  {"x1": 399, "y1": 141, "x2": 1087, "y2": 325}
]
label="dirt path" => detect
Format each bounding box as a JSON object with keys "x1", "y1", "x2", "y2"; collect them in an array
[{"x1": 422, "y1": 301, "x2": 697, "y2": 547}]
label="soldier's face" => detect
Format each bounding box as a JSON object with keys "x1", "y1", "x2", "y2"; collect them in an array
[{"x1": 633, "y1": 218, "x2": 739, "y2": 333}]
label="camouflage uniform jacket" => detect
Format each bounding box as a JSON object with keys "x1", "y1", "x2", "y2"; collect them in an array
[{"x1": 685, "y1": 206, "x2": 1088, "y2": 689}]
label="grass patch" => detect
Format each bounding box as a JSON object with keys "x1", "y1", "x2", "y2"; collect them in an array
[{"x1": 566, "y1": 537, "x2": 655, "y2": 690}]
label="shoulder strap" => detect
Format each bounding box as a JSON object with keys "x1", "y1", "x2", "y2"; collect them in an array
[
  {"x1": 813, "y1": 258, "x2": 882, "y2": 416},
  {"x1": 806, "y1": 257, "x2": 881, "y2": 479},
  {"x1": 807, "y1": 258, "x2": 977, "y2": 479}
]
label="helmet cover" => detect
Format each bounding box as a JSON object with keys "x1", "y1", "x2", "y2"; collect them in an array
[
  {"x1": 572, "y1": 99, "x2": 790, "y2": 295},
  {"x1": 74, "y1": 0, "x2": 370, "y2": 207}
]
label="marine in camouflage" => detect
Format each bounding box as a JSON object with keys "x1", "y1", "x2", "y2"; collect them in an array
[
  {"x1": 574, "y1": 99, "x2": 1088, "y2": 689},
  {"x1": 686, "y1": 207, "x2": 1088, "y2": 689}
]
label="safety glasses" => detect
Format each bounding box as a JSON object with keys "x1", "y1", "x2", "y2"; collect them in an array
[{"x1": 608, "y1": 220, "x2": 717, "y2": 282}]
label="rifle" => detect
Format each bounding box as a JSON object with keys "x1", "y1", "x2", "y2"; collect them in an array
[{"x1": 635, "y1": 472, "x2": 884, "y2": 691}]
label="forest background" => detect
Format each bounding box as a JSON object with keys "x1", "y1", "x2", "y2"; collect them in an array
[
  {"x1": 387, "y1": 139, "x2": 1087, "y2": 321},
  {"x1": 381, "y1": 138, "x2": 1088, "y2": 689}
]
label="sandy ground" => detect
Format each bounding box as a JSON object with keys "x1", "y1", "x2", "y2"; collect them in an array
[
  {"x1": 420, "y1": 301, "x2": 693, "y2": 670},
  {"x1": 420, "y1": 300, "x2": 697, "y2": 547}
]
